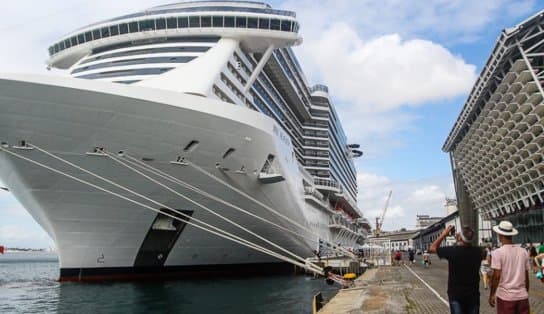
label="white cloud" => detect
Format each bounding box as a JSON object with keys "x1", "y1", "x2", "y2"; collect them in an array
[
  {"x1": 308, "y1": 26, "x2": 477, "y2": 110},
  {"x1": 291, "y1": 22, "x2": 477, "y2": 150},
  {"x1": 411, "y1": 185, "x2": 446, "y2": 203},
  {"x1": 358, "y1": 171, "x2": 455, "y2": 230},
  {"x1": 0, "y1": 1, "x2": 164, "y2": 74},
  {"x1": 282, "y1": 0, "x2": 536, "y2": 43},
  {"x1": 281, "y1": 0, "x2": 536, "y2": 151},
  {"x1": 357, "y1": 172, "x2": 390, "y2": 188}
]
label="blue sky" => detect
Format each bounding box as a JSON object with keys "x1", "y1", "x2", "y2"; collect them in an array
[{"x1": 0, "y1": 0, "x2": 541, "y2": 248}]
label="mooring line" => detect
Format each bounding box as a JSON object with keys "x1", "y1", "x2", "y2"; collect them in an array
[{"x1": 0, "y1": 144, "x2": 323, "y2": 275}]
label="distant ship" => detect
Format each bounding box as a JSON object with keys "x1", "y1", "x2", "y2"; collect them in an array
[{"x1": 0, "y1": 1, "x2": 370, "y2": 281}]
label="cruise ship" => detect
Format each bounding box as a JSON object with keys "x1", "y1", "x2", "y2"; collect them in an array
[{"x1": 0, "y1": 1, "x2": 369, "y2": 281}]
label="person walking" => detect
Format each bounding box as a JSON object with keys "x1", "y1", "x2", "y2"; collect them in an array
[
  {"x1": 393, "y1": 250, "x2": 402, "y2": 266},
  {"x1": 535, "y1": 252, "x2": 544, "y2": 282},
  {"x1": 422, "y1": 250, "x2": 431, "y2": 267},
  {"x1": 481, "y1": 247, "x2": 492, "y2": 290},
  {"x1": 528, "y1": 243, "x2": 538, "y2": 273},
  {"x1": 408, "y1": 248, "x2": 415, "y2": 264},
  {"x1": 488, "y1": 221, "x2": 530, "y2": 314},
  {"x1": 429, "y1": 225, "x2": 484, "y2": 314}
]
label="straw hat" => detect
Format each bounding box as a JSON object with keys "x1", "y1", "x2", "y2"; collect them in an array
[{"x1": 492, "y1": 220, "x2": 518, "y2": 236}]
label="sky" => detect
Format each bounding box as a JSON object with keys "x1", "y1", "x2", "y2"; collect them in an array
[{"x1": 0, "y1": 0, "x2": 541, "y2": 248}]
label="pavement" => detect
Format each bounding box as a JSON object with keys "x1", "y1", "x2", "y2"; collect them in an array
[{"x1": 318, "y1": 253, "x2": 544, "y2": 313}]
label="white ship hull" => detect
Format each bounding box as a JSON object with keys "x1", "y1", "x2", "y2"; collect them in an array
[{"x1": 0, "y1": 74, "x2": 334, "y2": 280}]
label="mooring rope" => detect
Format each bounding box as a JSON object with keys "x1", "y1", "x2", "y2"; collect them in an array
[
  {"x1": 0, "y1": 144, "x2": 323, "y2": 275},
  {"x1": 123, "y1": 153, "x2": 357, "y2": 259},
  {"x1": 186, "y1": 160, "x2": 358, "y2": 259},
  {"x1": 122, "y1": 153, "x2": 316, "y2": 251},
  {"x1": 103, "y1": 150, "x2": 322, "y2": 272}
]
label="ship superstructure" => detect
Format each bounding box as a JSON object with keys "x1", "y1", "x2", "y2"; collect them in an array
[{"x1": 0, "y1": 1, "x2": 368, "y2": 280}]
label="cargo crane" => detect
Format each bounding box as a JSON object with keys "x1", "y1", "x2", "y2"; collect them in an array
[{"x1": 374, "y1": 190, "x2": 392, "y2": 237}]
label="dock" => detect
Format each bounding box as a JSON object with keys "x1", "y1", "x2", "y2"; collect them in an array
[{"x1": 315, "y1": 254, "x2": 544, "y2": 313}]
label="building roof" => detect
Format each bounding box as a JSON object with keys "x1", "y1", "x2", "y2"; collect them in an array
[
  {"x1": 442, "y1": 10, "x2": 544, "y2": 152},
  {"x1": 412, "y1": 210, "x2": 460, "y2": 239}
]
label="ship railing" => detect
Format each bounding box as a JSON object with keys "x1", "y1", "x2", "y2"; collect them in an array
[
  {"x1": 314, "y1": 177, "x2": 340, "y2": 189},
  {"x1": 310, "y1": 84, "x2": 329, "y2": 93},
  {"x1": 304, "y1": 186, "x2": 324, "y2": 200}
]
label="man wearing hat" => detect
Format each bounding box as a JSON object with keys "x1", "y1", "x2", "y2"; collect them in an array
[
  {"x1": 489, "y1": 221, "x2": 530, "y2": 313},
  {"x1": 429, "y1": 225, "x2": 484, "y2": 314}
]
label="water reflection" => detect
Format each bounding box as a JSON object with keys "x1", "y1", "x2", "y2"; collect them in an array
[{"x1": 1, "y1": 252, "x2": 337, "y2": 314}]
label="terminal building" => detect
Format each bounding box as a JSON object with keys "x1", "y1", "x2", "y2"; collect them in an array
[
  {"x1": 415, "y1": 215, "x2": 442, "y2": 230},
  {"x1": 443, "y1": 11, "x2": 544, "y2": 244}
]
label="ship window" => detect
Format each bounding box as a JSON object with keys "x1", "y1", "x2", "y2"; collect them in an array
[
  {"x1": 224, "y1": 16, "x2": 235, "y2": 27},
  {"x1": 248, "y1": 17, "x2": 258, "y2": 29},
  {"x1": 178, "y1": 16, "x2": 188, "y2": 28},
  {"x1": 70, "y1": 37, "x2": 78, "y2": 46},
  {"x1": 201, "y1": 16, "x2": 211, "y2": 27},
  {"x1": 189, "y1": 16, "x2": 200, "y2": 28},
  {"x1": 71, "y1": 56, "x2": 196, "y2": 74},
  {"x1": 84, "y1": 31, "x2": 92, "y2": 41},
  {"x1": 101, "y1": 27, "x2": 110, "y2": 38},
  {"x1": 183, "y1": 140, "x2": 199, "y2": 152},
  {"x1": 119, "y1": 23, "x2": 129, "y2": 34},
  {"x1": 64, "y1": 39, "x2": 71, "y2": 49},
  {"x1": 235, "y1": 16, "x2": 247, "y2": 28},
  {"x1": 48, "y1": 46, "x2": 54, "y2": 55},
  {"x1": 54, "y1": 44, "x2": 59, "y2": 53},
  {"x1": 76, "y1": 67, "x2": 174, "y2": 79},
  {"x1": 129, "y1": 22, "x2": 139, "y2": 33},
  {"x1": 258, "y1": 18, "x2": 269, "y2": 29},
  {"x1": 281, "y1": 20, "x2": 291, "y2": 32},
  {"x1": 78, "y1": 34, "x2": 85, "y2": 44},
  {"x1": 93, "y1": 29, "x2": 101, "y2": 40},
  {"x1": 110, "y1": 25, "x2": 119, "y2": 36},
  {"x1": 156, "y1": 18, "x2": 166, "y2": 30},
  {"x1": 270, "y1": 19, "x2": 280, "y2": 30},
  {"x1": 166, "y1": 17, "x2": 177, "y2": 29},
  {"x1": 139, "y1": 19, "x2": 155, "y2": 31},
  {"x1": 60, "y1": 41, "x2": 66, "y2": 51},
  {"x1": 212, "y1": 16, "x2": 223, "y2": 27}
]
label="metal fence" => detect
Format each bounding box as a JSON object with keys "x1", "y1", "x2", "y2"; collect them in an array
[{"x1": 361, "y1": 238, "x2": 391, "y2": 266}]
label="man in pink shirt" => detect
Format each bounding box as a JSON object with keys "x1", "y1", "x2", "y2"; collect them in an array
[{"x1": 489, "y1": 221, "x2": 530, "y2": 313}]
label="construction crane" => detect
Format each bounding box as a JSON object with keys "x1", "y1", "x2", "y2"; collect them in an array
[{"x1": 374, "y1": 190, "x2": 392, "y2": 237}]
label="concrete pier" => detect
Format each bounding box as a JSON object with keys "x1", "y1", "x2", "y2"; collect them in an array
[{"x1": 317, "y1": 254, "x2": 544, "y2": 313}]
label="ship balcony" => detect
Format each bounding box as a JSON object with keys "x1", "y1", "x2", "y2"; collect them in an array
[
  {"x1": 328, "y1": 215, "x2": 359, "y2": 234},
  {"x1": 303, "y1": 187, "x2": 334, "y2": 213},
  {"x1": 264, "y1": 53, "x2": 311, "y2": 120},
  {"x1": 314, "y1": 177, "x2": 341, "y2": 193}
]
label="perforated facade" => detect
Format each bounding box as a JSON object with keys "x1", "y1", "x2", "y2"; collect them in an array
[{"x1": 443, "y1": 11, "x2": 544, "y2": 242}]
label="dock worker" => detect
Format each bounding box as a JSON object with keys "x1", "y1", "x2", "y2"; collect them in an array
[
  {"x1": 429, "y1": 225, "x2": 484, "y2": 314},
  {"x1": 488, "y1": 220, "x2": 530, "y2": 314}
]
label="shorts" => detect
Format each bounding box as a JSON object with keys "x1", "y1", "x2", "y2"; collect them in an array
[
  {"x1": 496, "y1": 297, "x2": 529, "y2": 314},
  {"x1": 480, "y1": 265, "x2": 491, "y2": 275}
]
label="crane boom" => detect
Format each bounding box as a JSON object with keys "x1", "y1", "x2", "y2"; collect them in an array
[
  {"x1": 379, "y1": 190, "x2": 393, "y2": 228},
  {"x1": 374, "y1": 190, "x2": 392, "y2": 237}
]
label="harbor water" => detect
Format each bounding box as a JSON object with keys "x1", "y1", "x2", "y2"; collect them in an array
[{"x1": 0, "y1": 252, "x2": 337, "y2": 313}]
